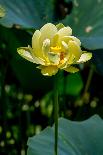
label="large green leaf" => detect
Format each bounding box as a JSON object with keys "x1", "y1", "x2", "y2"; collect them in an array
[
  {"x1": 0, "y1": 0, "x2": 55, "y2": 28},
  {"x1": 27, "y1": 115, "x2": 103, "y2": 155},
  {"x1": 63, "y1": 0, "x2": 103, "y2": 50}
]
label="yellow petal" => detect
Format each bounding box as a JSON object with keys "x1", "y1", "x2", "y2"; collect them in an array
[
  {"x1": 39, "y1": 23, "x2": 57, "y2": 45},
  {"x1": 62, "y1": 36, "x2": 81, "y2": 46},
  {"x1": 42, "y1": 39, "x2": 50, "y2": 60},
  {"x1": 68, "y1": 54, "x2": 75, "y2": 64},
  {"x1": 64, "y1": 66, "x2": 79, "y2": 73},
  {"x1": 77, "y1": 52, "x2": 92, "y2": 63},
  {"x1": 57, "y1": 27, "x2": 72, "y2": 39},
  {"x1": 61, "y1": 41, "x2": 68, "y2": 51},
  {"x1": 32, "y1": 30, "x2": 41, "y2": 49},
  {"x1": 41, "y1": 66, "x2": 58, "y2": 76},
  {"x1": 32, "y1": 30, "x2": 44, "y2": 58},
  {"x1": 68, "y1": 36, "x2": 81, "y2": 46},
  {"x1": 68, "y1": 41, "x2": 82, "y2": 61},
  {"x1": 51, "y1": 34, "x2": 59, "y2": 46},
  {"x1": 17, "y1": 47, "x2": 45, "y2": 65}
]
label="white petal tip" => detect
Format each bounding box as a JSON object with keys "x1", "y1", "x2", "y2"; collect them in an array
[{"x1": 77, "y1": 52, "x2": 92, "y2": 63}]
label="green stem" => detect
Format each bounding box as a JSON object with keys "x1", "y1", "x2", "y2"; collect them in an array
[
  {"x1": 83, "y1": 65, "x2": 94, "y2": 95},
  {"x1": 54, "y1": 74, "x2": 59, "y2": 155}
]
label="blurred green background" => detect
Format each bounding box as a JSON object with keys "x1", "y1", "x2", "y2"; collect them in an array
[{"x1": 0, "y1": 0, "x2": 103, "y2": 154}]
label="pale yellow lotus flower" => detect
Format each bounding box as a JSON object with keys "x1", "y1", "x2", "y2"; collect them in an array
[{"x1": 17, "y1": 23, "x2": 92, "y2": 76}]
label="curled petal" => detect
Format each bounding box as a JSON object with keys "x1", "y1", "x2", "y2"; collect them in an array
[
  {"x1": 57, "y1": 27, "x2": 72, "y2": 39},
  {"x1": 62, "y1": 36, "x2": 81, "y2": 46},
  {"x1": 64, "y1": 66, "x2": 79, "y2": 73},
  {"x1": 77, "y1": 52, "x2": 92, "y2": 63},
  {"x1": 17, "y1": 47, "x2": 45, "y2": 65},
  {"x1": 68, "y1": 36, "x2": 81, "y2": 46},
  {"x1": 40, "y1": 65, "x2": 58, "y2": 76},
  {"x1": 40, "y1": 23, "x2": 57, "y2": 45}
]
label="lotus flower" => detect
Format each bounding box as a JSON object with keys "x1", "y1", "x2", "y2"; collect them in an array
[{"x1": 17, "y1": 23, "x2": 92, "y2": 76}]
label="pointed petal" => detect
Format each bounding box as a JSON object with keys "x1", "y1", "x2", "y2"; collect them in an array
[
  {"x1": 57, "y1": 27, "x2": 72, "y2": 39},
  {"x1": 40, "y1": 66, "x2": 58, "y2": 76},
  {"x1": 32, "y1": 30, "x2": 41, "y2": 49},
  {"x1": 77, "y1": 52, "x2": 92, "y2": 63},
  {"x1": 64, "y1": 66, "x2": 79, "y2": 73},
  {"x1": 68, "y1": 41, "x2": 82, "y2": 60},
  {"x1": 17, "y1": 47, "x2": 45, "y2": 65},
  {"x1": 40, "y1": 23, "x2": 57, "y2": 45},
  {"x1": 17, "y1": 47, "x2": 34, "y2": 62}
]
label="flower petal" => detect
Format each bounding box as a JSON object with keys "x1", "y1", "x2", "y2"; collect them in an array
[
  {"x1": 68, "y1": 36, "x2": 81, "y2": 46},
  {"x1": 40, "y1": 66, "x2": 58, "y2": 76},
  {"x1": 40, "y1": 23, "x2": 57, "y2": 45},
  {"x1": 61, "y1": 41, "x2": 68, "y2": 51},
  {"x1": 77, "y1": 52, "x2": 92, "y2": 63},
  {"x1": 17, "y1": 47, "x2": 45, "y2": 65},
  {"x1": 68, "y1": 54, "x2": 75, "y2": 64},
  {"x1": 57, "y1": 27, "x2": 72, "y2": 39},
  {"x1": 68, "y1": 40, "x2": 82, "y2": 61},
  {"x1": 64, "y1": 66, "x2": 79, "y2": 73},
  {"x1": 32, "y1": 30, "x2": 44, "y2": 58},
  {"x1": 42, "y1": 39, "x2": 50, "y2": 62},
  {"x1": 62, "y1": 36, "x2": 81, "y2": 46},
  {"x1": 32, "y1": 30, "x2": 41, "y2": 49},
  {"x1": 51, "y1": 34, "x2": 59, "y2": 46}
]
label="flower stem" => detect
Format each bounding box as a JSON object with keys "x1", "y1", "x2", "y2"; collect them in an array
[
  {"x1": 54, "y1": 74, "x2": 59, "y2": 155},
  {"x1": 83, "y1": 65, "x2": 94, "y2": 95}
]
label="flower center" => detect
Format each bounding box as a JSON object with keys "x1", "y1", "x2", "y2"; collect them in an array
[
  {"x1": 60, "y1": 52, "x2": 64, "y2": 60},
  {"x1": 50, "y1": 46, "x2": 61, "y2": 53},
  {"x1": 50, "y1": 46, "x2": 66, "y2": 65}
]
